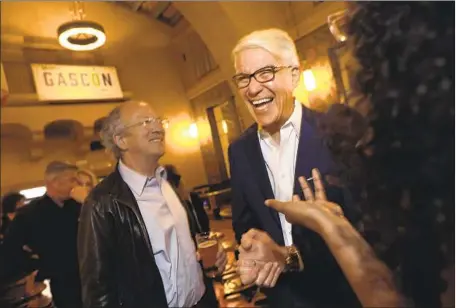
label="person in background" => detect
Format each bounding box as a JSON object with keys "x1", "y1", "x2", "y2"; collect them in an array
[
  {"x1": 1, "y1": 161, "x2": 84, "y2": 308},
  {"x1": 78, "y1": 101, "x2": 226, "y2": 308},
  {"x1": 229, "y1": 28, "x2": 359, "y2": 307},
  {"x1": 263, "y1": 2, "x2": 454, "y2": 308},
  {"x1": 0, "y1": 192, "x2": 25, "y2": 236},
  {"x1": 77, "y1": 169, "x2": 99, "y2": 189},
  {"x1": 165, "y1": 164, "x2": 210, "y2": 233},
  {"x1": 68, "y1": 169, "x2": 99, "y2": 204}
]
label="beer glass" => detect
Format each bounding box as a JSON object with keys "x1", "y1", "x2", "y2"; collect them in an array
[{"x1": 195, "y1": 232, "x2": 219, "y2": 278}]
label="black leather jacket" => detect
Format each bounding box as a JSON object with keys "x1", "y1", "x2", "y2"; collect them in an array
[{"x1": 77, "y1": 167, "x2": 217, "y2": 308}]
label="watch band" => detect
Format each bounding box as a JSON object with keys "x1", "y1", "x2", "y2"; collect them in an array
[{"x1": 284, "y1": 245, "x2": 304, "y2": 272}]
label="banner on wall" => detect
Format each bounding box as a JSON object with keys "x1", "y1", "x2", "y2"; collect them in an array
[{"x1": 31, "y1": 64, "x2": 123, "y2": 102}]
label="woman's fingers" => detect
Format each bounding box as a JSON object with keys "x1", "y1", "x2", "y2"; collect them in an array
[
  {"x1": 312, "y1": 168, "x2": 327, "y2": 201},
  {"x1": 298, "y1": 176, "x2": 314, "y2": 201}
]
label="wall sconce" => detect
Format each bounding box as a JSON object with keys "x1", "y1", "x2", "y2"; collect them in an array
[
  {"x1": 302, "y1": 69, "x2": 316, "y2": 91},
  {"x1": 188, "y1": 122, "x2": 198, "y2": 138},
  {"x1": 221, "y1": 120, "x2": 228, "y2": 134}
]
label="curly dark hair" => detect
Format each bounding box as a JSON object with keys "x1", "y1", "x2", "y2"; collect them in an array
[{"x1": 323, "y1": 2, "x2": 454, "y2": 307}]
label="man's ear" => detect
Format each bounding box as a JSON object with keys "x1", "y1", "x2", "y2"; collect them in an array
[
  {"x1": 114, "y1": 134, "x2": 128, "y2": 151},
  {"x1": 291, "y1": 67, "x2": 301, "y2": 88}
]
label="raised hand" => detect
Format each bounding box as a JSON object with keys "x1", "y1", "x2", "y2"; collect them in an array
[
  {"x1": 70, "y1": 185, "x2": 91, "y2": 204},
  {"x1": 265, "y1": 168, "x2": 345, "y2": 234}
]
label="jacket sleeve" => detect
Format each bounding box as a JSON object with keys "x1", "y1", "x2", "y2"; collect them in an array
[
  {"x1": 0, "y1": 208, "x2": 35, "y2": 281},
  {"x1": 228, "y1": 144, "x2": 261, "y2": 244},
  {"x1": 78, "y1": 195, "x2": 119, "y2": 308}
]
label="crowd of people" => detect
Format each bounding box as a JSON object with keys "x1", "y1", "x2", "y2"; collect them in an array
[{"x1": 0, "y1": 2, "x2": 453, "y2": 308}]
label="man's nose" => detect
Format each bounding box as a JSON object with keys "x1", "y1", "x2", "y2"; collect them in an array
[{"x1": 246, "y1": 78, "x2": 263, "y2": 98}]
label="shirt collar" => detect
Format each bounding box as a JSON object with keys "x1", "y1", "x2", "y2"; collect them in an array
[
  {"x1": 118, "y1": 159, "x2": 167, "y2": 196},
  {"x1": 258, "y1": 99, "x2": 302, "y2": 139}
]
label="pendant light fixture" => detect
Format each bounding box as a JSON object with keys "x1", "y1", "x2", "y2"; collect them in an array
[{"x1": 57, "y1": 1, "x2": 106, "y2": 51}]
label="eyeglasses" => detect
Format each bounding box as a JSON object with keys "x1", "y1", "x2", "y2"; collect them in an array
[
  {"x1": 232, "y1": 65, "x2": 295, "y2": 89},
  {"x1": 123, "y1": 117, "x2": 169, "y2": 131}
]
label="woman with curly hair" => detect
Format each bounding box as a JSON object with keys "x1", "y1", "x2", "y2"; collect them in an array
[{"x1": 266, "y1": 2, "x2": 454, "y2": 307}]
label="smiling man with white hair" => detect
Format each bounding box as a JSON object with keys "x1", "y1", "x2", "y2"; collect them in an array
[{"x1": 229, "y1": 28, "x2": 360, "y2": 307}]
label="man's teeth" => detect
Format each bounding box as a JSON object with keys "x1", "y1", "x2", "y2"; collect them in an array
[{"x1": 252, "y1": 98, "x2": 273, "y2": 106}]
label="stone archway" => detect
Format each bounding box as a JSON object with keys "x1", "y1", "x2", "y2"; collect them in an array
[
  {"x1": 44, "y1": 119, "x2": 84, "y2": 141},
  {"x1": 173, "y1": 2, "x2": 292, "y2": 129},
  {"x1": 1, "y1": 123, "x2": 33, "y2": 140},
  {"x1": 0, "y1": 123, "x2": 33, "y2": 163}
]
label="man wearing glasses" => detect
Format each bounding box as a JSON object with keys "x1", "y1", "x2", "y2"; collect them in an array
[
  {"x1": 229, "y1": 29, "x2": 359, "y2": 307},
  {"x1": 78, "y1": 101, "x2": 226, "y2": 307}
]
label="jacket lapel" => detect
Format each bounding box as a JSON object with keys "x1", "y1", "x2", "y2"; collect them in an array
[
  {"x1": 293, "y1": 106, "x2": 330, "y2": 196},
  {"x1": 243, "y1": 126, "x2": 282, "y2": 229}
]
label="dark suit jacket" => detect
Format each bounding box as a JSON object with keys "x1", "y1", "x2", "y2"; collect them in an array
[{"x1": 228, "y1": 105, "x2": 361, "y2": 308}]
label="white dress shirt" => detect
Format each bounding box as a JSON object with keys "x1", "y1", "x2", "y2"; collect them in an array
[
  {"x1": 118, "y1": 160, "x2": 205, "y2": 307},
  {"x1": 259, "y1": 100, "x2": 302, "y2": 246}
]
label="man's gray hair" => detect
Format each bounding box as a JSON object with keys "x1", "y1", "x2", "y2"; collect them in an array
[
  {"x1": 232, "y1": 28, "x2": 300, "y2": 70},
  {"x1": 45, "y1": 161, "x2": 78, "y2": 181},
  {"x1": 100, "y1": 104, "x2": 124, "y2": 159}
]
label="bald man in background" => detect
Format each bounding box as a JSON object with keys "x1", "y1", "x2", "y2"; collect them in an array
[{"x1": 1, "y1": 161, "x2": 84, "y2": 307}]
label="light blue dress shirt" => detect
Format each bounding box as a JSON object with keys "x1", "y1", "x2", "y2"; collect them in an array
[{"x1": 118, "y1": 160, "x2": 205, "y2": 307}]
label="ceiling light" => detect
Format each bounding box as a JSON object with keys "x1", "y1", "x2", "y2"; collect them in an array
[{"x1": 57, "y1": 20, "x2": 106, "y2": 51}]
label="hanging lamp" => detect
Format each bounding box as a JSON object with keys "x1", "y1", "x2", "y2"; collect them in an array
[{"x1": 57, "y1": 1, "x2": 106, "y2": 51}]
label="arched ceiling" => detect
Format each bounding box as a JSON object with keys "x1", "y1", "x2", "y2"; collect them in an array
[
  {"x1": 0, "y1": 1, "x2": 173, "y2": 50},
  {"x1": 173, "y1": 1, "x2": 294, "y2": 126}
]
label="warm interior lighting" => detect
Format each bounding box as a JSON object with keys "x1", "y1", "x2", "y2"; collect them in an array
[
  {"x1": 20, "y1": 186, "x2": 46, "y2": 199},
  {"x1": 188, "y1": 122, "x2": 199, "y2": 138},
  {"x1": 221, "y1": 120, "x2": 228, "y2": 134},
  {"x1": 57, "y1": 21, "x2": 106, "y2": 51},
  {"x1": 1, "y1": 63, "x2": 8, "y2": 105},
  {"x1": 164, "y1": 114, "x2": 207, "y2": 154},
  {"x1": 294, "y1": 63, "x2": 337, "y2": 111},
  {"x1": 303, "y1": 70, "x2": 317, "y2": 91}
]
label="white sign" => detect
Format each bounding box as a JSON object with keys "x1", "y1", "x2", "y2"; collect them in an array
[{"x1": 31, "y1": 64, "x2": 123, "y2": 101}]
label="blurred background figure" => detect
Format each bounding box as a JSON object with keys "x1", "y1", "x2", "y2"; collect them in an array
[
  {"x1": 69, "y1": 168, "x2": 99, "y2": 204},
  {"x1": 76, "y1": 169, "x2": 99, "y2": 189},
  {"x1": 1, "y1": 161, "x2": 83, "y2": 308},
  {"x1": 0, "y1": 192, "x2": 25, "y2": 236}
]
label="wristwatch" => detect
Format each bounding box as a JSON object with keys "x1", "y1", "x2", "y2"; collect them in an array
[{"x1": 284, "y1": 245, "x2": 304, "y2": 272}]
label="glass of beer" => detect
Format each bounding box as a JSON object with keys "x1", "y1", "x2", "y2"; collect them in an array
[{"x1": 196, "y1": 232, "x2": 219, "y2": 278}]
